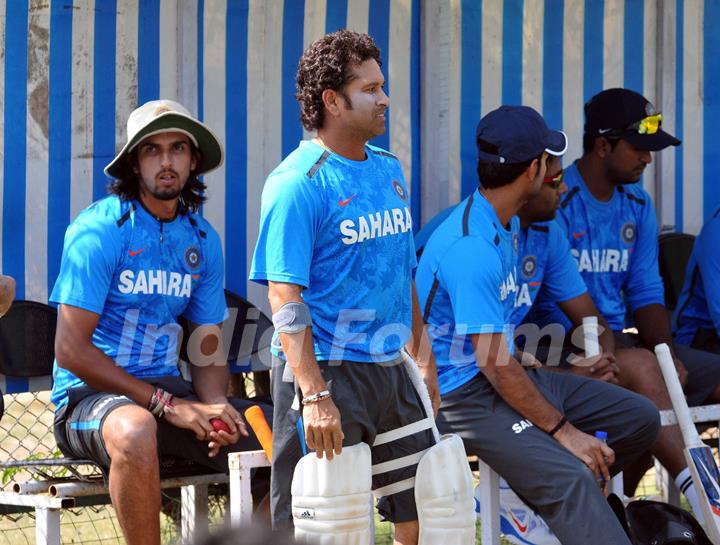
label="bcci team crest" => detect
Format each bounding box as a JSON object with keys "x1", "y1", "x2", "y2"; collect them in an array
[
  {"x1": 521, "y1": 255, "x2": 537, "y2": 279},
  {"x1": 621, "y1": 222, "x2": 636, "y2": 244},
  {"x1": 392, "y1": 180, "x2": 408, "y2": 201},
  {"x1": 184, "y1": 246, "x2": 202, "y2": 270}
]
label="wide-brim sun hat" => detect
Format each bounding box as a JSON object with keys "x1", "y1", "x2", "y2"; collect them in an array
[{"x1": 104, "y1": 99, "x2": 224, "y2": 179}]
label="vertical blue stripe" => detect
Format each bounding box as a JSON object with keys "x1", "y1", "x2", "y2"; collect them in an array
[
  {"x1": 460, "y1": 0, "x2": 482, "y2": 199},
  {"x1": 368, "y1": 0, "x2": 390, "y2": 151},
  {"x1": 281, "y1": 0, "x2": 305, "y2": 158},
  {"x1": 197, "y1": 0, "x2": 204, "y2": 121},
  {"x1": 93, "y1": 0, "x2": 117, "y2": 200},
  {"x1": 583, "y1": 0, "x2": 604, "y2": 101},
  {"x1": 3, "y1": 0, "x2": 28, "y2": 299},
  {"x1": 675, "y1": 0, "x2": 684, "y2": 231},
  {"x1": 704, "y1": 0, "x2": 720, "y2": 219},
  {"x1": 623, "y1": 0, "x2": 643, "y2": 93},
  {"x1": 226, "y1": 0, "x2": 248, "y2": 296},
  {"x1": 325, "y1": 0, "x2": 347, "y2": 32},
  {"x1": 502, "y1": 0, "x2": 523, "y2": 105},
  {"x1": 48, "y1": 1, "x2": 73, "y2": 296},
  {"x1": 410, "y1": 0, "x2": 421, "y2": 229},
  {"x1": 543, "y1": 0, "x2": 564, "y2": 130},
  {"x1": 137, "y1": 0, "x2": 160, "y2": 104}
]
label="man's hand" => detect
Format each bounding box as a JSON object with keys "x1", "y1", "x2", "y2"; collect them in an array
[
  {"x1": 672, "y1": 354, "x2": 689, "y2": 389},
  {"x1": 554, "y1": 422, "x2": 615, "y2": 481},
  {"x1": 417, "y1": 358, "x2": 441, "y2": 415},
  {"x1": 165, "y1": 398, "x2": 248, "y2": 458},
  {"x1": 566, "y1": 352, "x2": 619, "y2": 384},
  {"x1": 303, "y1": 398, "x2": 344, "y2": 460}
]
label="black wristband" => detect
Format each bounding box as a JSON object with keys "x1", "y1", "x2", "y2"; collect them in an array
[{"x1": 548, "y1": 415, "x2": 567, "y2": 437}]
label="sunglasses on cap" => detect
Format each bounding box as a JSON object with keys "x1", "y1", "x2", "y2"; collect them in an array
[
  {"x1": 600, "y1": 113, "x2": 663, "y2": 138},
  {"x1": 543, "y1": 169, "x2": 564, "y2": 189}
]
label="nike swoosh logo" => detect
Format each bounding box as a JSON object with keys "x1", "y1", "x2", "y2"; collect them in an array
[
  {"x1": 129, "y1": 248, "x2": 145, "y2": 257},
  {"x1": 572, "y1": 231, "x2": 586, "y2": 239},
  {"x1": 598, "y1": 128, "x2": 612, "y2": 134},
  {"x1": 338, "y1": 194, "x2": 357, "y2": 207},
  {"x1": 509, "y1": 511, "x2": 528, "y2": 533}
]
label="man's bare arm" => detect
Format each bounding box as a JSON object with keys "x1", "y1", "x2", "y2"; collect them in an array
[
  {"x1": 268, "y1": 281, "x2": 343, "y2": 459},
  {"x1": 187, "y1": 322, "x2": 231, "y2": 403},
  {"x1": 405, "y1": 282, "x2": 440, "y2": 413},
  {"x1": 473, "y1": 332, "x2": 614, "y2": 480},
  {"x1": 55, "y1": 304, "x2": 155, "y2": 405}
]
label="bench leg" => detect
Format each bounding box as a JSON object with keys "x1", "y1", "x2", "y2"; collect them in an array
[
  {"x1": 35, "y1": 507, "x2": 61, "y2": 545},
  {"x1": 229, "y1": 463, "x2": 254, "y2": 526},
  {"x1": 478, "y1": 459, "x2": 501, "y2": 545},
  {"x1": 181, "y1": 484, "x2": 209, "y2": 542}
]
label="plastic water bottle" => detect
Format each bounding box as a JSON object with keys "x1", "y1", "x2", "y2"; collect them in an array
[{"x1": 595, "y1": 430, "x2": 608, "y2": 494}]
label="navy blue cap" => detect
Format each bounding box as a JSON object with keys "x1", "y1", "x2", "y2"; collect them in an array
[
  {"x1": 475, "y1": 105, "x2": 568, "y2": 164},
  {"x1": 584, "y1": 88, "x2": 681, "y2": 151}
]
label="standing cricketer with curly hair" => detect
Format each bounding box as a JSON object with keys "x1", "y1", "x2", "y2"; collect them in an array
[{"x1": 251, "y1": 31, "x2": 476, "y2": 545}]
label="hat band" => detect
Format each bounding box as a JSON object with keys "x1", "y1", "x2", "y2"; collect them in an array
[{"x1": 127, "y1": 128, "x2": 200, "y2": 153}]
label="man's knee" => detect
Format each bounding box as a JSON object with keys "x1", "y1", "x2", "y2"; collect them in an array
[
  {"x1": 616, "y1": 348, "x2": 660, "y2": 388},
  {"x1": 103, "y1": 407, "x2": 158, "y2": 465}
]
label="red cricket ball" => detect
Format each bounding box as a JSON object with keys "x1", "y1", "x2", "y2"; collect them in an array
[{"x1": 210, "y1": 418, "x2": 231, "y2": 434}]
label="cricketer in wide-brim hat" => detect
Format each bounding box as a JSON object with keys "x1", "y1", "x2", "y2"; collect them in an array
[{"x1": 104, "y1": 99, "x2": 224, "y2": 179}]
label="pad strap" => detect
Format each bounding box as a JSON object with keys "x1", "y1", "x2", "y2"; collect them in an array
[{"x1": 372, "y1": 417, "x2": 433, "y2": 446}]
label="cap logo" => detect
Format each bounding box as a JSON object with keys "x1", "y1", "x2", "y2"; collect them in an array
[{"x1": 154, "y1": 105, "x2": 173, "y2": 117}]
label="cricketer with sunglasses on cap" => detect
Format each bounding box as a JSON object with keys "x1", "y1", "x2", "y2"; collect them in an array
[
  {"x1": 528, "y1": 88, "x2": 720, "y2": 517},
  {"x1": 516, "y1": 146, "x2": 720, "y2": 525}
]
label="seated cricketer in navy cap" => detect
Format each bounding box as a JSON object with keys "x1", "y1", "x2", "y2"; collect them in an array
[{"x1": 415, "y1": 104, "x2": 660, "y2": 545}]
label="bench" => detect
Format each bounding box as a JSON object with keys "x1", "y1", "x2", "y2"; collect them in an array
[{"x1": 0, "y1": 294, "x2": 273, "y2": 544}]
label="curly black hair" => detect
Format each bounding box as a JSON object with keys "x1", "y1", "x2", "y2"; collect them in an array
[
  {"x1": 107, "y1": 145, "x2": 207, "y2": 213},
  {"x1": 296, "y1": 29, "x2": 382, "y2": 131}
]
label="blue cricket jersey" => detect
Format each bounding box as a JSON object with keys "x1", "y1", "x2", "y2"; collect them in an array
[
  {"x1": 511, "y1": 221, "x2": 587, "y2": 326},
  {"x1": 531, "y1": 163, "x2": 664, "y2": 332},
  {"x1": 249, "y1": 140, "x2": 416, "y2": 363},
  {"x1": 674, "y1": 208, "x2": 720, "y2": 344},
  {"x1": 50, "y1": 196, "x2": 228, "y2": 409},
  {"x1": 415, "y1": 190, "x2": 519, "y2": 395}
]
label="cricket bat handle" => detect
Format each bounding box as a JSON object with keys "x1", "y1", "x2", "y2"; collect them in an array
[
  {"x1": 244, "y1": 405, "x2": 273, "y2": 461},
  {"x1": 583, "y1": 316, "x2": 600, "y2": 358},
  {"x1": 655, "y1": 343, "x2": 700, "y2": 446}
]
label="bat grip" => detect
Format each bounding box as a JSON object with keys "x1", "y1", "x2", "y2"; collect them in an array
[
  {"x1": 654, "y1": 343, "x2": 699, "y2": 445},
  {"x1": 245, "y1": 405, "x2": 273, "y2": 461},
  {"x1": 583, "y1": 316, "x2": 600, "y2": 358}
]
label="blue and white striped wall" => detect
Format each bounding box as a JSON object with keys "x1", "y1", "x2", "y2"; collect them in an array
[
  {"x1": 1, "y1": 0, "x2": 719, "y2": 310},
  {"x1": 422, "y1": 0, "x2": 720, "y2": 240},
  {"x1": 0, "y1": 0, "x2": 420, "y2": 308}
]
